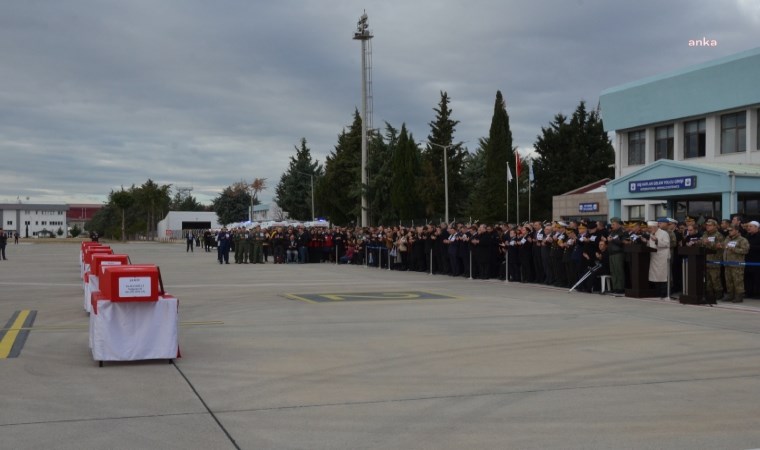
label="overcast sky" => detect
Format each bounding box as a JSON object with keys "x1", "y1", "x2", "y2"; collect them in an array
[{"x1": 1, "y1": 0, "x2": 759, "y2": 206}]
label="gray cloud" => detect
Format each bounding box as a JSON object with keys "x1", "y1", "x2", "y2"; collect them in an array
[{"x1": 1, "y1": 0, "x2": 758, "y2": 205}]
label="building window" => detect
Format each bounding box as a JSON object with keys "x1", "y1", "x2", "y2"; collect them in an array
[
  {"x1": 684, "y1": 119, "x2": 706, "y2": 158},
  {"x1": 687, "y1": 200, "x2": 721, "y2": 219},
  {"x1": 721, "y1": 112, "x2": 746, "y2": 154},
  {"x1": 628, "y1": 130, "x2": 646, "y2": 165},
  {"x1": 6, "y1": 221, "x2": 12, "y2": 226},
  {"x1": 655, "y1": 204, "x2": 668, "y2": 219},
  {"x1": 628, "y1": 205, "x2": 644, "y2": 220},
  {"x1": 655, "y1": 125, "x2": 674, "y2": 160}
]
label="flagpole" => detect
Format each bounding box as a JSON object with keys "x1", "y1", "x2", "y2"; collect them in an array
[
  {"x1": 515, "y1": 154, "x2": 520, "y2": 225},
  {"x1": 516, "y1": 174, "x2": 520, "y2": 225},
  {"x1": 528, "y1": 161, "x2": 532, "y2": 223},
  {"x1": 506, "y1": 162, "x2": 510, "y2": 223}
]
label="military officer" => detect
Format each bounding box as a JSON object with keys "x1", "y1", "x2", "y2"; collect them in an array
[
  {"x1": 606, "y1": 217, "x2": 627, "y2": 294},
  {"x1": 252, "y1": 225, "x2": 265, "y2": 263},
  {"x1": 700, "y1": 219, "x2": 725, "y2": 303},
  {"x1": 720, "y1": 224, "x2": 749, "y2": 302},
  {"x1": 235, "y1": 228, "x2": 245, "y2": 263}
]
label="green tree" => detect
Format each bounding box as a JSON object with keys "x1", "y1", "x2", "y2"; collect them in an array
[
  {"x1": 212, "y1": 181, "x2": 254, "y2": 226},
  {"x1": 366, "y1": 123, "x2": 396, "y2": 225},
  {"x1": 133, "y1": 179, "x2": 171, "y2": 240},
  {"x1": 420, "y1": 91, "x2": 467, "y2": 220},
  {"x1": 86, "y1": 203, "x2": 119, "y2": 238},
  {"x1": 170, "y1": 191, "x2": 206, "y2": 211},
  {"x1": 316, "y1": 111, "x2": 363, "y2": 225},
  {"x1": 275, "y1": 138, "x2": 322, "y2": 221},
  {"x1": 70, "y1": 224, "x2": 82, "y2": 238},
  {"x1": 472, "y1": 90, "x2": 514, "y2": 223},
  {"x1": 532, "y1": 101, "x2": 614, "y2": 220},
  {"x1": 390, "y1": 124, "x2": 422, "y2": 221},
  {"x1": 111, "y1": 189, "x2": 135, "y2": 242},
  {"x1": 461, "y1": 138, "x2": 488, "y2": 219}
]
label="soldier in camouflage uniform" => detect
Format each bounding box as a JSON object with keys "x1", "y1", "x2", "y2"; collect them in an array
[
  {"x1": 700, "y1": 219, "x2": 724, "y2": 303},
  {"x1": 251, "y1": 225, "x2": 265, "y2": 264},
  {"x1": 720, "y1": 224, "x2": 749, "y2": 303},
  {"x1": 241, "y1": 228, "x2": 252, "y2": 264},
  {"x1": 606, "y1": 217, "x2": 628, "y2": 294},
  {"x1": 234, "y1": 228, "x2": 244, "y2": 264}
]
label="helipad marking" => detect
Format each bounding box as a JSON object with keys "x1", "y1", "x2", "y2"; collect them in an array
[
  {"x1": 285, "y1": 291, "x2": 460, "y2": 303},
  {"x1": 0, "y1": 310, "x2": 37, "y2": 359}
]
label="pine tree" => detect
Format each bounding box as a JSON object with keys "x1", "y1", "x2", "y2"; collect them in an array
[
  {"x1": 472, "y1": 90, "x2": 513, "y2": 223},
  {"x1": 532, "y1": 100, "x2": 614, "y2": 220},
  {"x1": 367, "y1": 123, "x2": 397, "y2": 225},
  {"x1": 462, "y1": 138, "x2": 488, "y2": 218},
  {"x1": 420, "y1": 92, "x2": 466, "y2": 220},
  {"x1": 274, "y1": 138, "x2": 322, "y2": 221},
  {"x1": 316, "y1": 111, "x2": 363, "y2": 225},
  {"x1": 390, "y1": 124, "x2": 422, "y2": 222}
]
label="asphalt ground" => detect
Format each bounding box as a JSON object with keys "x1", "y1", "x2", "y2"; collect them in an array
[{"x1": 2, "y1": 240, "x2": 760, "y2": 450}]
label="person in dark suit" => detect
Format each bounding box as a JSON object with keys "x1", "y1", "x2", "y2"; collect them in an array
[
  {"x1": 217, "y1": 228, "x2": 231, "y2": 264},
  {"x1": 0, "y1": 228, "x2": 8, "y2": 260}
]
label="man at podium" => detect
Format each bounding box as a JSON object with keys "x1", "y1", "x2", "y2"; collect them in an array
[{"x1": 643, "y1": 220, "x2": 670, "y2": 299}]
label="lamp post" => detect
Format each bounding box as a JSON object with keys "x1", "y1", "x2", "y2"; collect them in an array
[
  {"x1": 425, "y1": 142, "x2": 463, "y2": 225},
  {"x1": 249, "y1": 188, "x2": 254, "y2": 222},
  {"x1": 353, "y1": 12, "x2": 373, "y2": 227},
  {"x1": 294, "y1": 170, "x2": 315, "y2": 220}
]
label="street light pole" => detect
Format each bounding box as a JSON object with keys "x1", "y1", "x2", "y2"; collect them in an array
[
  {"x1": 353, "y1": 12, "x2": 373, "y2": 227},
  {"x1": 310, "y1": 174, "x2": 314, "y2": 220},
  {"x1": 249, "y1": 193, "x2": 253, "y2": 222},
  {"x1": 426, "y1": 142, "x2": 462, "y2": 225}
]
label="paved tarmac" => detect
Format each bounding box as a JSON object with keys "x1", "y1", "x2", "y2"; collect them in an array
[{"x1": 1, "y1": 240, "x2": 760, "y2": 450}]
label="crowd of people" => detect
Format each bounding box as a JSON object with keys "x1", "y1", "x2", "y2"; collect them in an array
[{"x1": 185, "y1": 215, "x2": 760, "y2": 303}]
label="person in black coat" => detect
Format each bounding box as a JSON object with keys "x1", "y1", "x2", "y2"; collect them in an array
[
  {"x1": 518, "y1": 225, "x2": 534, "y2": 283},
  {"x1": 745, "y1": 221, "x2": 760, "y2": 298},
  {"x1": 0, "y1": 228, "x2": 8, "y2": 260},
  {"x1": 446, "y1": 226, "x2": 461, "y2": 276},
  {"x1": 505, "y1": 228, "x2": 520, "y2": 281},
  {"x1": 471, "y1": 224, "x2": 493, "y2": 280},
  {"x1": 434, "y1": 224, "x2": 450, "y2": 275}
]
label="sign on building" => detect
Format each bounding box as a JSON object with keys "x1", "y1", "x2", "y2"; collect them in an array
[{"x1": 628, "y1": 176, "x2": 697, "y2": 193}]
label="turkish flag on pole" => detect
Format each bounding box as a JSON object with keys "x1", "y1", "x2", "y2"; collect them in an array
[{"x1": 515, "y1": 151, "x2": 522, "y2": 179}]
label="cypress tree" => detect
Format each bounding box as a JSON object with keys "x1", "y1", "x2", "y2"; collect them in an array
[{"x1": 472, "y1": 90, "x2": 513, "y2": 223}]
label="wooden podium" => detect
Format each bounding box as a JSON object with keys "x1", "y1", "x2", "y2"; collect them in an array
[
  {"x1": 677, "y1": 245, "x2": 715, "y2": 305},
  {"x1": 624, "y1": 244, "x2": 657, "y2": 298}
]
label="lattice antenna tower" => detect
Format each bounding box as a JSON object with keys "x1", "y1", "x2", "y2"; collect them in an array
[{"x1": 176, "y1": 186, "x2": 193, "y2": 201}]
